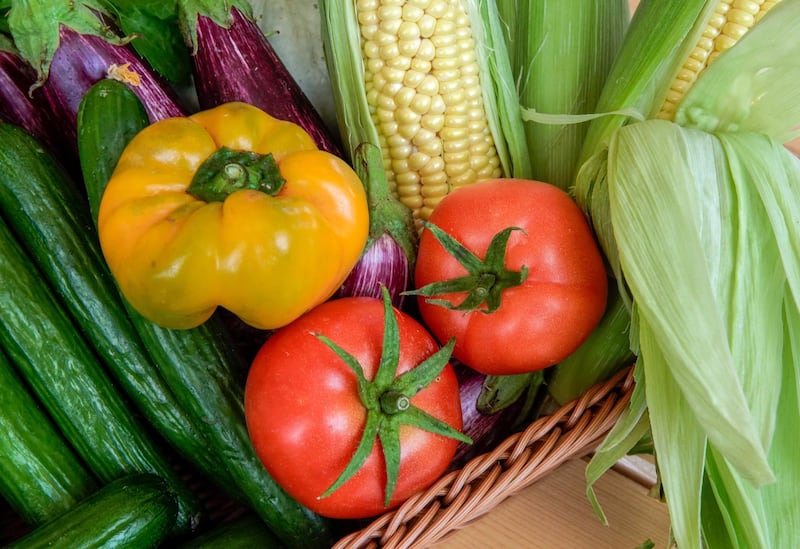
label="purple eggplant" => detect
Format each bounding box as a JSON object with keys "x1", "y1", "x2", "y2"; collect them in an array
[
  {"x1": 7, "y1": 0, "x2": 187, "y2": 154},
  {"x1": 449, "y1": 361, "x2": 540, "y2": 471},
  {"x1": 179, "y1": 1, "x2": 342, "y2": 156},
  {"x1": 0, "y1": 42, "x2": 67, "y2": 159},
  {"x1": 39, "y1": 28, "x2": 187, "y2": 149},
  {"x1": 337, "y1": 143, "x2": 418, "y2": 308}
]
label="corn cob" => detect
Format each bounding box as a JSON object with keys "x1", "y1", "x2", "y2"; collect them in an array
[
  {"x1": 357, "y1": 0, "x2": 502, "y2": 223},
  {"x1": 656, "y1": 0, "x2": 781, "y2": 121},
  {"x1": 321, "y1": 0, "x2": 530, "y2": 229}
]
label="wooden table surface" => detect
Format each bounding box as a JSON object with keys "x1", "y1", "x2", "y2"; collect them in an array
[{"x1": 432, "y1": 456, "x2": 671, "y2": 549}]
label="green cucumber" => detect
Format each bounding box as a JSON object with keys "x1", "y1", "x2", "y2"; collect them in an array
[
  {"x1": 0, "y1": 218, "x2": 200, "y2": 534},
  {"x1": 0, "y1": 349, "x2": 98, "y2": 526},
  {"x1": 179, "y1": 514, "x2": 284, "y2": 548},
  {"x1": 8, "y1": 474, "x2": 177, "y2": 549},
  {"x1": 0, "y1": 112, "x2": 234, "y2": 494},
  {"x1": 77, "y1": 79, "x2": 334, "y2": 549}
]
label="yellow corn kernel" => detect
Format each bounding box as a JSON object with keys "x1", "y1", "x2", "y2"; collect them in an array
[
  {"x1": 657, "y1": 0, "x2": 781, "y2": 120},
  {"x1": 357, "y1": 0, "x2": 502, "y2": 227}
]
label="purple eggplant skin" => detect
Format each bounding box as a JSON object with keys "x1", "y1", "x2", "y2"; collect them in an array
[
  {"x1": 38, "y1": 26, "x2": 187, "y2": 152},
  {"x1": 0, "y1": 48, "x2": 81, "y2": 173},
  {"x1": 337, "y1": 232, "x2": 411, "y2": 309},
  {"x1": 190, "y1": 7, "x2": 343, "y2": 157},
  {"x1": 448, "y1": 361, "x2": 529, "y2": 471}
]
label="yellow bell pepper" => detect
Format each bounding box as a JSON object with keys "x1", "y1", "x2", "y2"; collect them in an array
[{"x1": 98, "y1": 101, "x2": 369, "y2": 330}]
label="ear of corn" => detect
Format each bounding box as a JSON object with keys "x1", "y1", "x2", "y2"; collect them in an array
[
  {"x1": 320, "y1": 0, "x2": 531, "y2": 228},
  {"x1": 656, "y1": 0, "x2": 782, "y2": 122},
  {"x1": 571, "y1": 1, "x2": 800, "y2": 547}
]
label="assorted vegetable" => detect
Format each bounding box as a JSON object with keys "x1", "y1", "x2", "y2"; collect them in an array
[
  {"x1": 97, "y1": 101, "x2": 369, "y2": 330},
  {"x1": 7, "y1": 474, "x2": 178, "y2": 549},
  {"x1": 77, "y1": 81, "x2": 335, "y2": 548},
  {"x1": 244, "y1": 288, "x2": 469, "y2": 518},
  {"x1": 409, "y1": 178, "x2": 608, "y2": 375},
  {"x1": 178, "y1": 0, "x2": 343, "y2": 155},
  {"x1": 0, "y1": 0, "x2": 798, "y2": 546}
]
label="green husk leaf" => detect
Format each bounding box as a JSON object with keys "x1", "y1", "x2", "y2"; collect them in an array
[
  {"x1": 513, "y1": 0, "x2": 629, "y2": 190},
  {"x1": 575, "y1": 0, "x2": 716, "y2": 172},
  {"x1": 608, "y1": 120, "x2": 773, "y2": 486},
  {"x1": 469, "y1": 0, "x2": 531, "y2": 179},
  {"x1": 585, "y1": 361, "x2": 650, "y2": 525},
  {"x1": 318, "y1": 0, "x2": 379, "y2": 163},
  {"x1": 639, "y1": 318, "x2": 708, "y2": 549},
  {"x1": 675, "y1": 0, "x2": 800, "y2": 143}
]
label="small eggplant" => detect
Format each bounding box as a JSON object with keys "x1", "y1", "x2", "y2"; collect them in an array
[
  {"x1": 0, "y1": 39, "x2": 68, "y2": 162},
  {"x1": 179, "y1": 0, "x2": 342, "y2": 156},
  {"x1": 449, "y1": 361, "x2": 537, "y2": 471},
  {"x1": 337, "y1": 143, "x2": 418, "y2": 309},
  {"x1": 7, "y1": 0, "x2": 187, "y2": 154}
]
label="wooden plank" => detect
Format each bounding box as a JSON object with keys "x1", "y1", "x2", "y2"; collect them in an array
[{"x1": 433, "y1": 458, "x2": 670, "y2": 548}]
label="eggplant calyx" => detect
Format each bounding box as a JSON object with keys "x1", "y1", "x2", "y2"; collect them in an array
[
  {"x1": 187, "y1": 146, "x2": 285, "y2": 202},
  {"x1": 315, "y1": 286, "x2": 471, "y2": 507},
  {"x1": 405, "y1": 221, "x2": 528, "y2": 313}
]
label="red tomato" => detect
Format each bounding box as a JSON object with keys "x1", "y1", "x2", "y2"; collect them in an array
[
  {"x1": 414, "y1": 178, "x2": 608, "y2": 375},
  {"x1": 243, "y1": 296, "x2": 464, "y2": 519}
]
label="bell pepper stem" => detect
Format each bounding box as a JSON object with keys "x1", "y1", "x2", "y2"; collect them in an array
[{"x1": 187, "y1": 146, "x2": 286, "y2": 202}]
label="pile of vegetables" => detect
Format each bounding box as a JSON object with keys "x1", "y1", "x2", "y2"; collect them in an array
[{"x1": 0, "y1": 0, "x2": 798, "y2": 547}]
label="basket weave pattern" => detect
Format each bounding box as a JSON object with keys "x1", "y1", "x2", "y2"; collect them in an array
[{"x1": 334, "y1": 365, "x2": 636, "y2": 548}]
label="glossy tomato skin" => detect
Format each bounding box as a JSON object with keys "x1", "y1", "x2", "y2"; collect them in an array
[
  {"x1": 415, "y1": 178, "x2": 608, "y2": 375},
  {"x1": 243, "y1": 296, "x2": 463, "y2": 519}
]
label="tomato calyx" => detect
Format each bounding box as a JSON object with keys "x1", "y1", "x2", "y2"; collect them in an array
[
  {"x1": 405, "y1": 221, "x2": 528, "y2": 313},
  {"x1": 315, "y1": 287, "x2": 472, "y2": 507},
  {"x1": 187, "y1": 146, "x2": 286, "y2": 202}
]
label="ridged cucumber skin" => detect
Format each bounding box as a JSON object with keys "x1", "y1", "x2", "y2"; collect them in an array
[
  {"x1": 179, "y1": 513, "x2": 284, "y2": 548},
  {"x1": 78, "y1": 79, "x2": 334, "y2": 549},
  {"x1": 0, "y1": 218, "x2": 200, "y2": 534},
  {"x1": 0, "y1": 349, "x2": 98, "y2": 526},
  {"x1": 0, "y1": 117, "x2": 228, "y2": 484},
  {"x1": 7, "y1": 474, "x2": 178, "y2": 549}
]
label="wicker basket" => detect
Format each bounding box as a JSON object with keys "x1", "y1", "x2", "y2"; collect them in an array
[{"x1": 333, "y1": 365, "x2": 636, "y2": 548}]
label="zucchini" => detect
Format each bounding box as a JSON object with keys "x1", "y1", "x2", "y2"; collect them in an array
[
  {"x1": 0, "y1": 119, "x2": 232, "y2": 495},
  {"x1": 0, "y1": 349, "x2": 98, "y2": 526},
  {"x1": 77, "y1": 79, "x2": 334, "y2": 549},
  {"x1": 179, "y1": 513, "x2": 284, "y2": 548},
  {"x1": 7, "y1": 474, "x2": 178, "y2": 549},
  {"x1": 0, "y1": 218, "x2": 201, "y2": 534}
]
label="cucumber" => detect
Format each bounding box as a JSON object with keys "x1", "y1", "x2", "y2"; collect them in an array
[
  {"x1": 179, "y1": 514, "x2": 284, "y2": 548},
  {"x1": 7, "y1": 474, "x2": 178, "y2": 549},
  {"x1": 0, "y1": 349, "x2": 98, "y2": 526},
  {"x1": 0, "y1": 218, "x2": 201, "y2": 534},
  {"x1": 77, "y1": 79, "x2": 334, "y2": 549},
  {"x1": 0, "y1": 116, "x2": 234, "y2": 492}
]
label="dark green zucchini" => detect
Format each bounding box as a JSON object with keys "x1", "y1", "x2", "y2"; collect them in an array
[
  {"x1": 7, "y1": 474, "x2": 177, "y2": 549},
  {"x1": 77, "y1": 79, "x2": 334, "y2": 549},
  {"x1": 0, "y1": 349, "x2": 98, "y2": 526},
  {"x1": 179, "y1": 513, "x2": 284, "y2": 548},
  {"x1": 0, "y1": 218, "x2": 200, "y2": 534}
]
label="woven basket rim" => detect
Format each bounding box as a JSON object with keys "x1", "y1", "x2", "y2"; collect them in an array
[{"x1": 333, "y1": 364, "x2": 637, "y2": 549}]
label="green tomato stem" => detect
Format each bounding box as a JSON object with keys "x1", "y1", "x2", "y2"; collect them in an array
[
  {"x1": 314, "y1": 286, "x2": 471, "y2": 507},
  {"x1": 404, "y1": 221, "x2": 528, "y2": 313}
]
